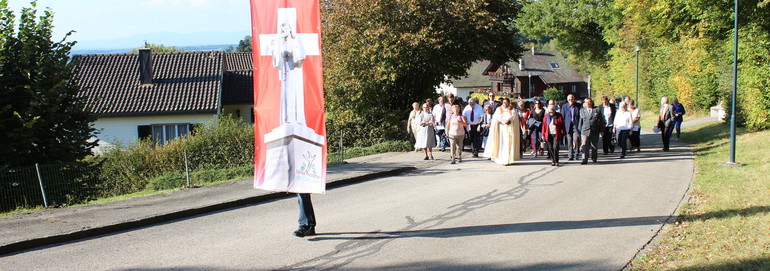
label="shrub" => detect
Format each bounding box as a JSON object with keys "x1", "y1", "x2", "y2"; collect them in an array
[
  {"x1": 543, "y1": 87, "x2": 564, "y2": 102},
  {"x1": 98, "y1": 116, "x2": 253, "y2": 195}
]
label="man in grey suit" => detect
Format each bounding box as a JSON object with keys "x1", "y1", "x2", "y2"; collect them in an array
[
  {"x1": 658, "y1": 97, "x2": 676, "y2": 151},
  {"x1": 578, "y1": 98, "x2": 605, "y2": 164}
]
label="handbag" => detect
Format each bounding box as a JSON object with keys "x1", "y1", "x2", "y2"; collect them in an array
[
  {"x1": 480, "y1": 127, "x2": 490, "y2": 137},
  {"x1": 526, "y1": 118, "x2": 541, "y2": 130}
]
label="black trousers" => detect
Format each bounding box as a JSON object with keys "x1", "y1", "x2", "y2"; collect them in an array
[
  {"x1": 629, "y1": 129, "x2": 640, "y2": 150},
  {"x1": 618, "y1": 130, "x2": 630, "y2": 157},
  {"x1": 660, "y1": 121, "x2": 674, "y2": 151},
  {"x1": 547, "y1": 135, "x2": 560, "y2": 164},
  {"x1": 602, "y1": 126, "x2": 615, "y2": 153},
  {"x1": 468, "y1": 124, "x2": 481, "y2": 155}
]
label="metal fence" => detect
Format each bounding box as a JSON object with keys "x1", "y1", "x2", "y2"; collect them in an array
[{"x1": 0, "y1": 161, "x2": 103, "y2": 212}]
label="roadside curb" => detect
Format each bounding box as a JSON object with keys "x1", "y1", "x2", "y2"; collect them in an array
[{"x1": 0, "y1": 166, "x2": 416, "y2": 256}]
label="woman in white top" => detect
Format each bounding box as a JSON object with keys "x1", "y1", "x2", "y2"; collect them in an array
[
  {"x1": 407, "y1": 102, "x2": 422, "y2": 149},
  {"x1": 612, "y1": 102, "x2": 634, "y2": 158},
  {"x1": 415, "y1": 103, "x2": 437, "y2": 160},
  {"x1": 479, "y1": 105, "x2": 494, "y2": 150},
  {"x1": 628, "y1": 100, "x2": 642, "y2": 152}
]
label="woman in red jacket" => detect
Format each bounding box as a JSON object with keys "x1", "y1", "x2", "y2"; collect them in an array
[{"x1": 542, "y1": 103, "x2": 567, "y2": 166}]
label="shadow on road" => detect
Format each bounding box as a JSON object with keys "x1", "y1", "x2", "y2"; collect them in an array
[{"x1": 309, "y1": 215, "x2": 670, "y2": 241}]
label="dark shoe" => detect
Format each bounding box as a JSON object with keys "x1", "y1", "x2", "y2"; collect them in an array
[
  {"x1": 472, "y1": 154, "x2": 479, "y2": 158},
  {"x1": 551, "y1": 163, "x2": 556, "y2": 166},
  {"x1": 430, "y1": 155, "x2": 434, "y2": 160},
  {"x1": 294, "y1": 228, "x2": 316, "y2": 237},
  {"x1": 568, "y1": 158, "x2": 574, "y2": 161},
  {"x1": 580, "y1": 161, "x2": 588, "y2": 165},
  {"x1": 424, "y1": 156, "x2": 429, "y2": 160},
  {"x1": 620, "y1": 155, "x2": 625, "y2": 159}
]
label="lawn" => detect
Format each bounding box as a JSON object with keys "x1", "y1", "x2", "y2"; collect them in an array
[{"x1": 630, "y1": 122, "x2": 770, "y2": 270}]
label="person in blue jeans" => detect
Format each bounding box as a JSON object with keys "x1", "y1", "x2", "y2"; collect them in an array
[
  {"x1": 672, "y1": 98, "x2": 686, "y2": 141},
  {"x1": 294, "y1": 193, "x2": 316, "y2": 237}
]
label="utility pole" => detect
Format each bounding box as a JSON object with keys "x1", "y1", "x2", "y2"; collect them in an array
[
  {"x1": 725, "y1": 0, "x2": 741, "y2": 167},
  {"x1": 635, "y1": 41, "x2": 640, "y2": 104}
]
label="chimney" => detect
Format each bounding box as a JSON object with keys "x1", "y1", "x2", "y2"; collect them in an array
[
  {"x1": 139, "y1": 48, "x2": 153, "y2": 85},
  {"x1": 518, "y1": 58, "x2": 524, "y2": 71}
]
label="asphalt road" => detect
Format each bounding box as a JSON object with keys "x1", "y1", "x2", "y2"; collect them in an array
[{"x1": 0, "y1": 133, "x2": 693, "y2": 271}]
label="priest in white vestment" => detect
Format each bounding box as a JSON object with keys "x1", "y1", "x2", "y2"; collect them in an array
[{"x1": 483, "y1": 98, "x2": 522, "y2": 165}]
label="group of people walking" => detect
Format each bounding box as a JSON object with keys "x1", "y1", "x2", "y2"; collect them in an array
[{"x1": 408, "y1": 92, "x2": 687, "y2": 166}]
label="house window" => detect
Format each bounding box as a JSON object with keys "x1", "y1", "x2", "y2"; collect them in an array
[
  {"x1": 571, "y1": 85, "x2": 577, "y2": 93},
  {"x1": 138, "y1": 124, "x2": 190, "y2": 145},
  {"x1": 548, "y1": 62, "x2": 560, "y2": 69}
]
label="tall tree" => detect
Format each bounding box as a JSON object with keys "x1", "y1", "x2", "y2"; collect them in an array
[
  {"x1": 0, "y1": 0, "x2": 97, "y2": 168},
  {"x1": 517, "y1": 0, "x2": 620, "y2": 63},
  {"x1": 321, "y1": 0, "x2": 524, "y2": 147},
  {"x1": 236, "y1": 35, "x2": 251, "y2": 52}
]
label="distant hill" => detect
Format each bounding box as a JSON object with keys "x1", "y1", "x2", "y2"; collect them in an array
[
  {"x1": 71, "y1": 44, "x2": 240, "y2": 55},
  {"x1": 72, "y1": 30, "x2": 250, "y2": 50}
]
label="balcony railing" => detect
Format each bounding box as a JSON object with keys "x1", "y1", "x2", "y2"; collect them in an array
[{"x1": 487, "y1": 73, "x2": 515, "y2": 81}]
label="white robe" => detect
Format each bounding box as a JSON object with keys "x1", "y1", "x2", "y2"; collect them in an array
[
  {"x1": 271, "y1": 33, "x2": 306, "y2": 125},
  {"x1": 483, "y1": 107, "x2": 522, "y2": 165}
]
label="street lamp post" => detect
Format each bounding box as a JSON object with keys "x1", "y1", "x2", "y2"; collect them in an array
[
  {"x1": 528, "y1": 72, "x2": 532, "y2": 98},
  {"x1": 635, "y1": 41, "x2": 640, "y2": 104},
  {"x1": 725, "y1": 0, "x2": 740, "y2": 166}
]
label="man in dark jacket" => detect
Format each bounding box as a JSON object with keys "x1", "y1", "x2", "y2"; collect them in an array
[
  {"x1": 578, "y1": 98, "x2": 605, "y2": 164},
  {"x1": 560, "y1": 94, "x2": 582, "y2": 160}
]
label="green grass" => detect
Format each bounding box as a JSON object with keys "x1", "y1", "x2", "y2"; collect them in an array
[
  {"x1": 2, "y1": 140, "x2": 410, "y2": 217},
  {"x1": 630, "y1": 122, "x2": 770, "y2": 270}
]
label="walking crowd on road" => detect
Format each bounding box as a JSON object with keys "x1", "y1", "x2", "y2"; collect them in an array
[{"x1": 407, "y1": 92, "x2": 686, "y2": 167}]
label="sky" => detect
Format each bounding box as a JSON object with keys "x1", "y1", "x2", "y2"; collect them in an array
[{"x1": 6, "y1": 0, "x2": 251, "y2": 46}]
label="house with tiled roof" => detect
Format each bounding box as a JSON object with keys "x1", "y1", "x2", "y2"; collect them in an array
[
  {"x1": 436, "y1": 61, "x2": 492, "y2": 99},
  {"x1": 73, "y1": 49, "x2": 253, "y2": 150},
  {"x1": 485, "y1": 49, "x2": 588, "y2": 99},
  {"x1": 436, "y1": 50, "x2": 587, "y2": 100}
]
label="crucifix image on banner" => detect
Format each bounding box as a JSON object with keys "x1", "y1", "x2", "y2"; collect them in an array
[{"x1": 252, "y1": 2, "x2": 327, "y2": 194}]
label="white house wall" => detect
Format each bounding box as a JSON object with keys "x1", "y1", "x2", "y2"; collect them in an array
[
  {"x1": 92, "y1": 114, "x2": 216, "y2": 152},
  {"x1": 222, "y1": 104, "x2": 254, "y2": 124},
  {"x1": 435, "y1": 83, "x2": 474, "y2": 99}
]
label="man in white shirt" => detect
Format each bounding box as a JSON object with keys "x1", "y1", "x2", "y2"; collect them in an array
[
  {"x1": 433, "y1": 96, "x2": 451, "y2": 151},
  {"x1": 463, "y1": 98, "x2": 484, "y2": 157}
]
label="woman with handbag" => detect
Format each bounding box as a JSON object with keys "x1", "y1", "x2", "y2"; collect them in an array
[
  {"x1": 479, "y1": 105, "x2": 494, "y2": 151},
  {"x1": 527, "y1": 100, "x2": 545, "y2": 157},
  {"x1": 542, "y1": 103, "x2": 566, "y2": 166}
]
